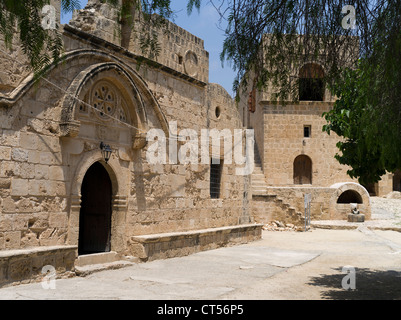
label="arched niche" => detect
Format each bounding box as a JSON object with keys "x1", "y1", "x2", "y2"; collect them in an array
[
  {"x1": 337, "y1": 190, "x2": 363, "y2": 204},
  {"x1": 330, "y1": 182, "x2": 371, "y2": 220}
]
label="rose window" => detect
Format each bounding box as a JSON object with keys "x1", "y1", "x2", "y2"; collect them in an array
[
  {"x1": 92, "y1": 83, "x2": 117, "y2": 119},
  {"x1": 89, "y1": 81, "x2": 129, "y2": 124}
]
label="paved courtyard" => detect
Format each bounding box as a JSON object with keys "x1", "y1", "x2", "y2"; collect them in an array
[{"x1": 1, "y1": 197, "x2": 401, "y2": 300}]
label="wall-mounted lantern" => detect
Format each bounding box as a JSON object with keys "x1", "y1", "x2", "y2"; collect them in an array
[{"x1": 100, "y1": 142, "x2": 113, "y2": 164}]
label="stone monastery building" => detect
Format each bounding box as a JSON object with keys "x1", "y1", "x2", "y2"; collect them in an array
[{"x1": 0, "y1": 0, "x2": 399, "y2": 285}]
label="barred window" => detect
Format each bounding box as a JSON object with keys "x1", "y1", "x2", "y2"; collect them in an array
[{"x1": 210, "y1": 159, "x2": 223, "y2": 199}]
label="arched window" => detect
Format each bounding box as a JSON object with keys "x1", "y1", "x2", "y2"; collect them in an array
[
  {"x1": 299, "y1": 63, "x2": 325, "y2": 101},
  {"x1": 337, "y1": 190, "x2": 363, "y2": 204},
  {"x1": 293, "y1": 155, "x2": 312, "y2": 185}
]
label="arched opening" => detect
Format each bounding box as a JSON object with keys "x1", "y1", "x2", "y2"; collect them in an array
[
  {"x1": 78, "y1": 162, "x2": 112, "y2": 255},
  {"x1": 294, "y1": 155, "x2": 312, "y2": 185},
  {"x1": 299, "y1": 63, "x2": 325, "y2": 101},
  {"x1": 337, "y1": 190, "x2": 363, "y2": 204}
]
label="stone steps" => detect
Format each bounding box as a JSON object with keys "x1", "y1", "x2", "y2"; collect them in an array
[
  {"x1": 75, "y1": 260, "x2": 136, "y2": 277},
  {"x1": 75, "y1": 251, "x2": 139, "y2": 277},
  {"x1": 251, "y1": 144, "x2": 268, "y2": 194},
  {"x1": 75, "y1": 252, "x2": 120, "y2": 267},
  {"x1": 251, "y1": 144, "x2": 301, "y2": 223}
]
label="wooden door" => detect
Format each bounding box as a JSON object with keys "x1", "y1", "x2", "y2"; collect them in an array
[
  {"x1": 294, "y1": 155, "x2": 312, "y2": 185},
  {"x1": 78, "y1": 162, "x2": 112, "y2": 255}
]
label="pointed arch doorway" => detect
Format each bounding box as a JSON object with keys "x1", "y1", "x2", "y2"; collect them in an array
[{"x1": 78, "y1": 162, "x2": 112, "y2": 255}]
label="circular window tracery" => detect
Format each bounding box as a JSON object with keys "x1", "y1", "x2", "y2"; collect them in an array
[
  {"x1": 89, "y1": 81, "x2": 129, "y2": 124},
  {"x1": 92, "y1": 82, "x2": 117, "y2": 119}
]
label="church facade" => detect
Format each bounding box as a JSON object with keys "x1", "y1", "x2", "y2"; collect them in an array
[
  {"x1": 0, "y1": 0, "x2": 260, "y2": 286},
  {"x1": 1, "y1": 0, "x2": 398, "y2": 287}
]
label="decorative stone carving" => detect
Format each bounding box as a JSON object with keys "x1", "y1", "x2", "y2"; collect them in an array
[
  {"x1": 90, "y1": 80, "x2": 129, "y2": 123},
  {"x1": 132, "y1": 132, "x2": 148, "y2": 150},
  {"x1": 184, "y1": 51, "x2": 199, "y2": 78},
  {"x1": 59, "y1": 120, "x2": 81, "y2": 138},
  {"x1": 96, "y1": 125, "x2": 119, "y2": 141}
]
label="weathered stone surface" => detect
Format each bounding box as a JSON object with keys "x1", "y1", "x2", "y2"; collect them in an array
[
  {"x1": 0, "y1": 246, "x2": 77, "y2": 287},
  {"x1": 348, "y1": 214, "x2": 366, "y2": 223},
  {"x1": 129, "y1": 224, "x2": 263, "y2": 262}
]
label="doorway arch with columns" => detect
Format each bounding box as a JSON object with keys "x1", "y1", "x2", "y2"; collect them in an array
[
  {"x1": 78, "y1": 161, "x2": 113, "y2": 255},
  {"x1": 61, "y1": 56, "x2": 170, "y2": 256}
]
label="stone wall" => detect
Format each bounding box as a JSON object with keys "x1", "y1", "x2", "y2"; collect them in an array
[
  {"x1": 129, "y1": 224, "x2": 263, "y2": 262},
  {"x1": 0, "y1": 34, "x2": 31, "y2": 95},
  {"x1": 0, "y1": 14, "x2": 251, "y2": 261},
  {"x1": 68, "y1": 0, "x2": 209, "y2": 84},
  {"x1": 252, "y1": 185, "x2": 371, "y2": 226},
  {"x1": 0, "y1": 245, "x2": 76, "y2": 287},
  {"x1": 0, "y1": 0, "x2": 61, "y2": 95},
  {"x1": 261, "y1": 102, "x2": 355, "y2": 187}
]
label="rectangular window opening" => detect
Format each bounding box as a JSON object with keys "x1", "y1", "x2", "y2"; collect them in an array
[
  {"x1": 210, "y1": 159, "x2": 223, "y2": 199},
  {"x1": 304, "y1": 125, "x2": 312, "y2": 138}
]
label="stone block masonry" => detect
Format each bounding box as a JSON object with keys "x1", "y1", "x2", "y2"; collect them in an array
[
  {"x1": 129, "y1": 224, "x2": 263, "y2": 262},
  {"x1": 0, "y1": 246, "x2": 77, "y2": 287},
  {"x1": 0, "y1": 0, "x2": 258, "y2": 285}
]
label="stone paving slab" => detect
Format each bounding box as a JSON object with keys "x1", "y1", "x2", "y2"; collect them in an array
[
  {"x1": 0, "y1": 245, "x2": 320, "y2": 300},
  {"x1": 311, "y1": 219, "x2": 401, "y2": 232}
]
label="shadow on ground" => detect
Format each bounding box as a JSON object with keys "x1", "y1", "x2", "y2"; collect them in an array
[{"x1": 308, "y1": 267, "x2": 401, "y2": 300}]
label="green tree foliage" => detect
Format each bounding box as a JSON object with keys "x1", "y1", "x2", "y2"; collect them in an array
[
  {"x1": 0, "y1": 0, "x2": 80, "y2": 72},
  {"x1": 323, "y1": 1, "x2": 401, "y2": 184},
  {"x1": 1, "y1": 0, "x2": 400, "y2": 183},
  {"x1": 205, "y1": 0, "x2": 400, "y2": 183},
  {"x1": 0, "y1": 0, "x2": 176, "y2": 72}
]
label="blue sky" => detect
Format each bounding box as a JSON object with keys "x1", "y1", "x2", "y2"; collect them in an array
[{"x1": 60, "y1": 1, "x2": 236, "y2": 97}]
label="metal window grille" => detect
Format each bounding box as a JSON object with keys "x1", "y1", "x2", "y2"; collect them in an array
[{"x1": 210, "y1": 160, "x2": 223, "y2": 199}]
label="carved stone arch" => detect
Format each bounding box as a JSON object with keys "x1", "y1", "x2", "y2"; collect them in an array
[
  {"x1": 59, "y1": 61, "x2": 170, "y2": 144},
  {"x1": 60, "y1": 63, "x2": 143, "y2": 141},
  {"x1": 71, "y1": 151, "x2": 125, "y2": 198},
  {"x1": 68, "y1": 150, "x2": 129, "y2": 252},
  {"x1": 298, "y1": 61, "x2": 327, "y2": 78},
  {"x1": 1, "y1": 49, "x2": 169, "y2": 139},
  {"x1": 329, "y1": 182, "x2": 371, "y2": 220},
  {"x1": 330, "y1": 182, "x2": 370, "y2": 205}
]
